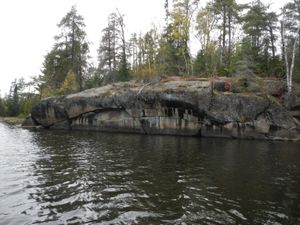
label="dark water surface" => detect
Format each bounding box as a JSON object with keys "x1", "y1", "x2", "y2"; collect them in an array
[{"x1": 0, "y1": 123, "x2": 300, "y2": 225}]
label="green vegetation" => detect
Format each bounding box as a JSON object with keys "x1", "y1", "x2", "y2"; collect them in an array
[
  {"x1": 0, "y1": 78, "x2": 40, "y2": 118},
  {"x1": 1, "y1": 0, "x2": 300, "y2": 118},
  {"x1": 41, "y1": 6, "x2": 89, "y2": 96}
]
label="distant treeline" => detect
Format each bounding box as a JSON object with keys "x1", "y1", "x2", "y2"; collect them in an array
[
  {"x1": 0, "y1": 78, "x2": 40, "y2": 118},
  {"x1": 1, "y1": 0, "x2": 300, "y2": 117}
]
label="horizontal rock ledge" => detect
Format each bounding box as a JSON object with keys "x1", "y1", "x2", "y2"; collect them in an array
[{"x1": 24, "y1": 79, "x2": 300, "y2": 141}]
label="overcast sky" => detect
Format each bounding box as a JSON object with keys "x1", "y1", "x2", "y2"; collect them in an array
[{"x1": 0, "y1": 0, "x2": 287, "y2": 96}]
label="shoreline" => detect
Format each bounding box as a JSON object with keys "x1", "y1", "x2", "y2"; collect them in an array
[{"x1": 0, "y1": 117, "x2": 25, "y2": 125}]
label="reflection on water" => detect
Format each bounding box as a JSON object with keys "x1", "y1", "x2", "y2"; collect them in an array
[{"x1": 0, "y1": 123, "x2": 300, "y2": 224}]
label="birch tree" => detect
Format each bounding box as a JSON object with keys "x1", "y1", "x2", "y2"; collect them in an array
[{"x1": 281, "y1": 12, "x2": 300, "y2": 93}]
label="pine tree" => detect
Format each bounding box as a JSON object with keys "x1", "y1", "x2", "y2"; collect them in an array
[
  {"x1": 0, "y1": 93, "x2": 6, "y2": 117},
  {"x1": 241, "y1": 1, "x2": 279, "y2": 76},
  {"x1": 159, "y1": 0, "x2": 199, "y2": 76},
  {"x1": 55, "y1": 6, "x2": 89, "y2": 90},
  {"x1": 41, "y1": 6, "x2": 89, "y2": 95},
  {"x1": 212, "y1": 0, "x2": 240, "y2": 75},
  {"x1": 6, "y1": 80, "x2": 20, "y2": 117},
  {"x1": 98, "y1": 11, "x2": 129, "y2": 83}
]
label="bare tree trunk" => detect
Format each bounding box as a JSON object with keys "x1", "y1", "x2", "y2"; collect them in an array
[
  {"x1": 79, "y1": 54, "x2": 82, "y2": 91},
  {"x1": 281, "y1": 21, "x2": 290, "y2": 93},
  {"x1": 117, "y1": 10, "x2": 128, "y2": 80},
  {"x1": 112, "y1": 21, "x2": 117, "y2": 71},
  {"x1": 222, "y1": 5, "x2": 227, "y2": 58},
  {"x1": 269, "y1": 25, "x2": 276, "y2": 59},
  {"x1": 290, "y1": 25, "x2": 300, "y2": 92},
  {"x1": 183, "y1": 53, "x2": 189, "y2": 77},
  {"x1": 108, "y1": 30, "x2": 112, "y2": 72},
  {"x1": 297, "y1": 2, "x2": 300, "y2": 50},
  {"x1": 148, "y1": 56, "x2": 151, "y2": 71},
  {"x1": 228, "y1": 10, "x2": 232, "y2": 70},
  {"x1": 280, "y1": 21, "x2": 286, "y2": 63},
  {"x1": 281, "y1": 18, "x2": 300, "y2": 94},
  {"x1": 71, "y1": 19, "x2": 75, "y2": 67}
]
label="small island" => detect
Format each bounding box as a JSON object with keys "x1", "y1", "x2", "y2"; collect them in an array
[
  {"x1": 1, "y1": 1, "x2": 300, "y2": 225},
  {"x1": 23, "y1": 76, "x2": 300, "y2": 141},
  {"x1": 0, "y1": 1, "x2": 299, "y2": 143}
]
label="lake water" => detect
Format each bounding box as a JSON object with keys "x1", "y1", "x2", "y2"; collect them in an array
[{"x1": 0, "y1": 123, "x2": 300, "y2": 224}]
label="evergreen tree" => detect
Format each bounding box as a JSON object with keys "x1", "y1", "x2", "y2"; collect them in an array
[
  {"x1": 195, "y1": 3, "x2": 219, "y2": 76},
  {"x1": 55, "y1": 6, "x2": 89, "y2": 90},
  {"x1": 129, "y1": 27, "x2": 160, "y2": 79},
  {"x1": 6, "y1": 80, "x2": 20, "y2": 117},
  {"x1": 97, "y1": 11, "x2": 129, "y2": 83},
  {"x1": 116, "y1": 11, "x2": 129, "y2": 81},
  {"x1": 212, "y1": 0, "x2": 241, "y2": 74},
  {"x1": 41, "y1": 6, "x2": 89, "y2": 95},
  {"x1": 158, "y1": 0, "x2": 199, "y2": 76},
  {"x1": 98, "y1": 13, "x2": 119, "y2": 83},
  {"x1": 0, "y1": 93, "x2": 6, "y2": 117},
  {"x1": 241, "y1": 1, "x2": 279, "y2": 76}
]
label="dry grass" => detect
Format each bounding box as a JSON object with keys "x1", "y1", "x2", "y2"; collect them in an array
[
  {"x1": 161, "y1": 76, "x2": 210, "y2": 83},
  {"x1": 0, "y1": 117, "x2": 24, "y2": 125}
]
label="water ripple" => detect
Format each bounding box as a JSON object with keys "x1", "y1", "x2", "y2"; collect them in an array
[{"x1": 0, "y1": 124, "x2": 300, "y2": 224}]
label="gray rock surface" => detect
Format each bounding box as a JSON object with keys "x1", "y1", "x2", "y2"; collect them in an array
[
  {"x1": 21, "y1": 114, "x2": 38, "y2": 128},
  {"x1": 28, "y1": 79, "x2": 300, "y2": 141}
]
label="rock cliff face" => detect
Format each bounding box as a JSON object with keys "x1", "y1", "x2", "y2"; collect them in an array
[{"x1": 26, "y1": 79, "x2": 300, "y2": 141}]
